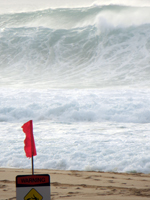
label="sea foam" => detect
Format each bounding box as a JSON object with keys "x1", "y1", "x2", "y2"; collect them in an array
[{"x1": 0, "y1": 1, "x2": 150, "y2": 173}]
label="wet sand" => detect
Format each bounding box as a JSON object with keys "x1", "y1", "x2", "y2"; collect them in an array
[{"x1": 1, "y1": 168, "x2": 150, "y2": 200}]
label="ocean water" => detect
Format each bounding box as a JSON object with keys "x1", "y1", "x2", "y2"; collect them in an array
[{"x1": 1, "y1": 0, "x2": 150, "y2": 173}]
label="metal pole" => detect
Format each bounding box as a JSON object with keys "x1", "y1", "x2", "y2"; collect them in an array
[
  {"x1": 32, "y1": 155, "x2": 34, "y2": 175},
  {"x1": 30, "y1": 120, "x2": 34, "y2": 175}
]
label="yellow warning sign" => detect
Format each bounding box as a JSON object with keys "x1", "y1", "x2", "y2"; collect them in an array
[{"x1": 24, "y1": 188, "x2": 43, "y2": 200}]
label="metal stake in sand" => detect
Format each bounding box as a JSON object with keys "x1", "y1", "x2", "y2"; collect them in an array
[
  {"x1": 22, "y1": 120, "x2": 37, "y2": 175},
  {"x1": 32, "y1": 155, "x2": 34, "y2": 175}
]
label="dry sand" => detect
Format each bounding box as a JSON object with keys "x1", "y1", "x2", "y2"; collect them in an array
[{"x1": 1, "y1": 168, "x2": 150, "y2": 200}]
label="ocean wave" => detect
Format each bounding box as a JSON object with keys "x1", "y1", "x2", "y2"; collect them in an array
[
  {"x1": 0, "y1": 89, "x2": 150, "y2": 124},
  {"x1": 0, "y1": 23, "x2": 150, "y2": 88},
  {"x1": 0, "y1": 4, "x2": 150, "y2": 88},
  {"x1": 1, "y1": 5, "x2": 150, "y2": 29}
]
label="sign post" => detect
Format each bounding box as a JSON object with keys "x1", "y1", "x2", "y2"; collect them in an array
[{"x1": 16, "y1": 174, "x2": 50, "y2": 200}]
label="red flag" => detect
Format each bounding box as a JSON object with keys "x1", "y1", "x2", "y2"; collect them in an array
[{"x1": 22, "y1": 120, "x2": 37, "y2": 158}]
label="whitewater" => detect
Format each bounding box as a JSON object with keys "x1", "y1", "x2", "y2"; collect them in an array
[{"x1": 0, "y1": 0, "x2": 150, "y2": 173}]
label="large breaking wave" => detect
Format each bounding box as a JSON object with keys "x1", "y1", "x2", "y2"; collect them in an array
[{"x1": 0, "y1": 5, "x2": 150, "y2": 88}]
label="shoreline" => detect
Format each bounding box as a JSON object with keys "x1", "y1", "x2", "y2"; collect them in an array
[{"x1": 1, "y1": 168, "x2": 150, "y2": 200}]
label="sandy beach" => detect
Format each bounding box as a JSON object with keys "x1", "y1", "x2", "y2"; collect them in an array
[{"x1": 1, "y1": 168, "x2": 150, "y2": 200}]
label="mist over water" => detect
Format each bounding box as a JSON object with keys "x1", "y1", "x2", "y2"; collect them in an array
[{"x1": 0, "y1": 0, "x2": 150, "y2": 173}]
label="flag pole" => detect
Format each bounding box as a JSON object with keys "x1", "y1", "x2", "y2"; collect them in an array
[
  {"x1": 32, "y1": 155, "x2": 34, "y2": 175},
  {"x1": 31, "y1": 120, "x2": 34, "y2": 175}
]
